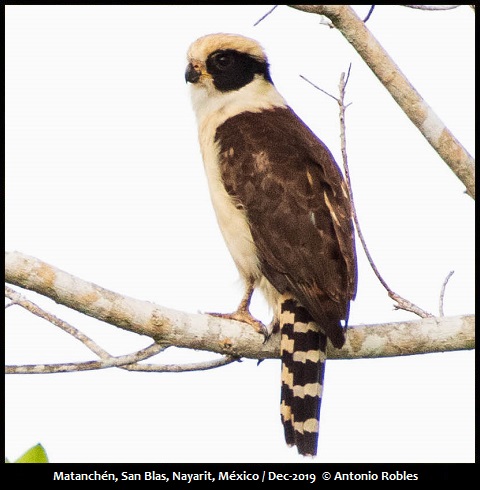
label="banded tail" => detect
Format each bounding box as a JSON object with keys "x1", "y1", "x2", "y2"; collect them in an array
[{"x1": 279, "y1": 294, "x2": 328, "y2": 457}]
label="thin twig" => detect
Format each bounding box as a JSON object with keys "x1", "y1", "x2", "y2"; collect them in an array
[
  {"x1": 122, "y1": 355, "x2": 239, "y2": 372},
  {"x1": 5, "y1": 285, "x2": 111, "y2": 359},
  {"x1": 5, "y1": 285, "x2": 238, "y2": 374},
  {"x1": 388, "y1": 292, "x2": 434, "y2": 318},
  {"x1": 253, "y1": 5, "x2": 278, "y2": 26},
  {"x1": 439, "y1": 270, "x2": 455, "y2": 317},
  {"x1": 401, "y1": 5, "x2": 461, "y2": 11},
  {"x1": 5, "y1": 343, "x2": 166, "y2": 374},
  {"x1": 299, "y1": 74, "x2": 338, "y2": 102},
  {"x1": 336, "y1": 70, "x2": 433, "y2": 318},
  {"x1": 300, "y1": 71, "x2": 433, "y2": 318},
  {"x1": 363, "y1": 5, "x2": 375, "y2": 22},
  {"x1": 336, "y1": 68, "x2": 391, "y2": 293}
]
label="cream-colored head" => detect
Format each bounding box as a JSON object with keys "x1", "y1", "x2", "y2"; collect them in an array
[
  {"x1": 185, "y1": 33, "x2": 286, "y2": 125},
  {"x1": 187, "y1": 33, "x2": 267, "y2": 67}
]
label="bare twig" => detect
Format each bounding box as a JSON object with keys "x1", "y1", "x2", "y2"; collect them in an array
[
  {"x1": 299, "y1": 74, "x2": 339, "y2": 103},
  {"x1": 122, "y1": 355, "x2": 239, "y2": 372},
  {"x1": 388, "y1": 292, "x2": 434, "y2": 318},
  {"x1": 5, "y1": 343, "x2": 165, "y2": 374},
  {"x1": 363, "y1": 5, "x2": 375, "y2": 22},
  {"x1": 401, "y1": 5, "x2": 461, "y2": 11},
  {"x1": 339, "y1": 71, "x2": 433, "y2": 318},
  {"x1": 300, "y1": 72, "x2": 433, "y2": 318},
  {"x1": 253, "y1": 5, "x2": 278, "y2": 26},
  {"x1": 5, "y1": 285, "x2": 112, "y2": 359},
  {"x1": 5, "y1": 345, "x2": 237, "y2": 374},
  {"x1": 439, "y1": 270, "x2": 455, "y2": 317}
]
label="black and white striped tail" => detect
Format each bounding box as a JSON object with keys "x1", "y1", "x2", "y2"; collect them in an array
[{"x1": 279, "y1": 294, "x2": 327, "y2": 457}]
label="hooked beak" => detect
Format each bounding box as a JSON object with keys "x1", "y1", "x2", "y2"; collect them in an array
[{"x1": 185, "y1": 63, "x2": 201, "y2": 84}]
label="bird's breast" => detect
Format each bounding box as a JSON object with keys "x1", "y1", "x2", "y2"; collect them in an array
[{"x1": 198, "y1": 120, "x2": 261, "y2": 283}]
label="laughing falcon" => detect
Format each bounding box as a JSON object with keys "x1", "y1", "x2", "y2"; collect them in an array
[{"x1": 186, "y1": 33, "x2": 357, "y2": 457}]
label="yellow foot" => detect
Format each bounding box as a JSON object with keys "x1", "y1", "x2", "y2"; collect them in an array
[{"x1": 207, "y1": 310, "x2": 268, "y2": 337}]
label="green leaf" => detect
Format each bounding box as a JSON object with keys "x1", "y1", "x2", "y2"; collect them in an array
[{"x1": 14, "y1": 444, "x2": 49, "y2": 463}]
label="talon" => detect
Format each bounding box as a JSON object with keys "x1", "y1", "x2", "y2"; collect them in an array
[
  {"x1": 261, "y1": 319, "x2": 279, "y2": 344},
  {"x1": 206, "y1": 310, "x2": 267, "y2": 337},
  {"x1": 205, "y1": 279, "x2": 271, "y2": 339}
]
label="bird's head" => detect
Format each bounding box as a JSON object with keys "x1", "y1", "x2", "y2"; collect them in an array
[{"x1": 185, "y1": 33, "x2": 273, "y2": 93}]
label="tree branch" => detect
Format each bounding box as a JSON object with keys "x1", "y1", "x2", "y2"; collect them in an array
[
  {"x1": 401, "y1": 5, "x2": 462, "y2": 11},
  {"x1": 5, "y1": 285, "x2": 236, "y2": 374},
  {"x1": 5, "y1": 251, "x2": 474, "y2": 363},
  {"x1": 5, "y1": 342, "x2": 165, "y2": 374},
  {"x1": 289, "y1": 5, "x2": 475, "y2": 199}
]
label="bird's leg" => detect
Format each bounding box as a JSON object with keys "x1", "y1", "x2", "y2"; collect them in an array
[{"x1": 206, "y1": 280, "x2": 268, "y2": 337}]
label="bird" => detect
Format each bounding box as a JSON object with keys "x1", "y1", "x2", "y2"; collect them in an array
[{"x1": 185, "y1": 33, "x2": 357, "y2": 457}]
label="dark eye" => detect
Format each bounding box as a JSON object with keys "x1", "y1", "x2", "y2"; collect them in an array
[{"x1": 211, "y1": 52, "x2": 233, "y2": 70}]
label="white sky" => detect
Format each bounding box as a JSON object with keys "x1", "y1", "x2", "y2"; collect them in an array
[{"x1": 5, "y1": 5, "x2": 474, "y2": 464}]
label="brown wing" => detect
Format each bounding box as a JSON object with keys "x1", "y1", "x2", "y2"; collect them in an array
[{"x1": 216, "y1": 107, "x2": 357, "y2": 347}]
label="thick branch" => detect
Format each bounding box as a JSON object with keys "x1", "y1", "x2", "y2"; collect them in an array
[
  {"x1": 5, "y1": 251, "x2": 271, "y2": 360},
  {"x1": 5, "y1": 251, "x2": 474, "y2": 361},
  {"x1": 290, "y1": 5, "x2": 475, "y2": 199}
]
